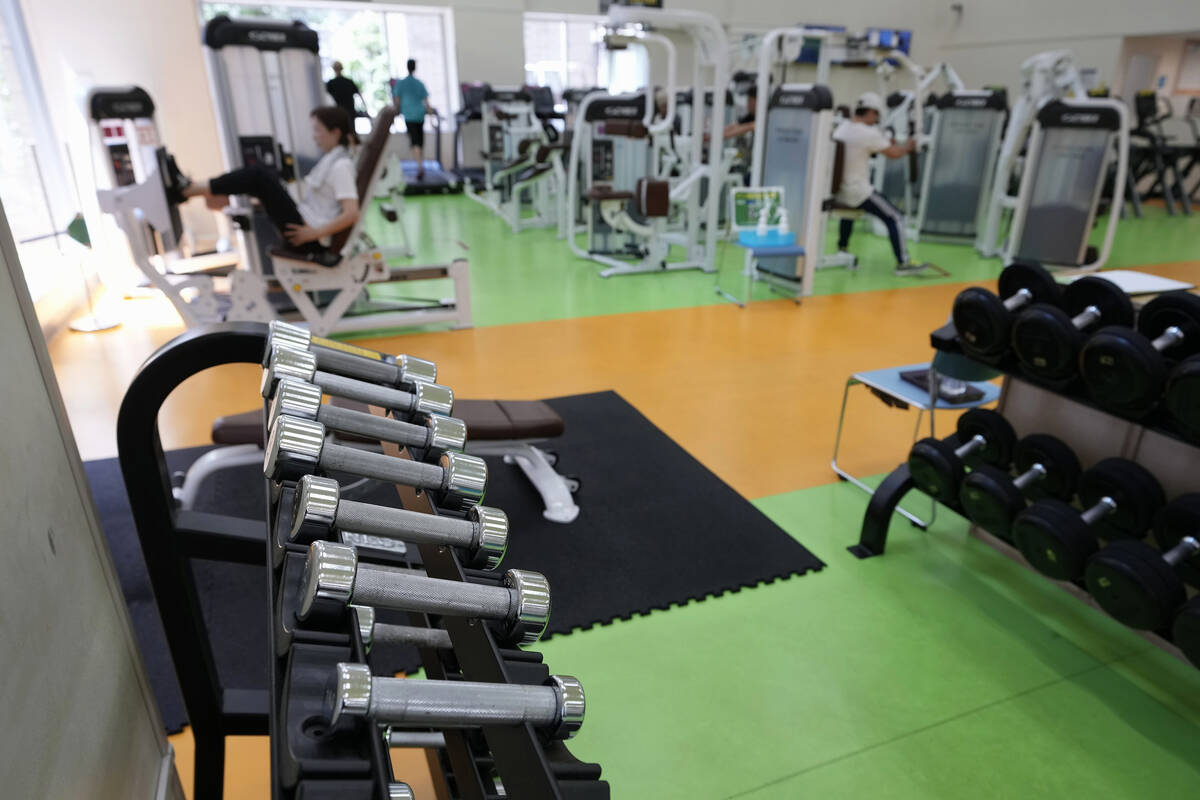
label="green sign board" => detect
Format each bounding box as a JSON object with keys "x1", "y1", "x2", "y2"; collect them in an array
[{"x1": 729, "y1": 187, "x2": 785, "y2": 230}]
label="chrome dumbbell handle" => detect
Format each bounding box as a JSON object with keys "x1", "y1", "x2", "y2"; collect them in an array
[
  {"x1": 333, "y1": 663, "x2": 585, "y2": 739},
  {"x1": 388, "y1": 784, "x2": 414, "y2": 800},
  {"x1": 1080, "y1": 496, "x2": 1118, "y2": 525},
  {"x1": 1011, "y1": 462, "x2": 1047, "y2": 492},
  {"x1": 1001, "y1": 287, "x2": 1032, "y2": 311},
  {"x1": 266, "y1": 417, "x2": 486, "y2": 512},
  {"x1": 352, "y1": 605, "x2": 454, "y2": 651},
  {"x1": 302, "y1": 542, "x2": 548, "y2": 644},
  {"x1": 1163, "y1": 536, "x2": 1200, "y2": 567},
  {"x1": 386, "y1": 730, "x2": 446, "y2": 749},
  {"x1": 373, "y1": 623, "x2": 454, "y2": 650},
  {"x1": 1071, "y1": 305, "x2": 1101, "y2": 329},
  {"x1": 266, "y1": 320, "x2": 438, "y2": 388},
  {"x1": 1151, "y1": 326, "x2": 1185, "y2": 352},
  {"x1": 293, "y1": 476, "x2": 507, "y2": 569},
  {"x1": 954, "y1": 434, "x2": 986, "y2": 459},
  {"x1": 271, "y1": 378, "x2": 466, "y2": 455},
  {"x1": 263, "y1": 346, "x2": 453, "y2": 418}
]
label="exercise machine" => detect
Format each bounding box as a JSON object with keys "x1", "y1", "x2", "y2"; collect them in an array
[
  {"x1": 977, "y1": 50, "x2": 1129, "y2": 270},
  {"x1": 564, "y1": 6, "x2": 729, "y2": 278},
  {"x1": 202, "y1": 15, "x2": 326, "y2": 277},
  {"x1": 202, "y1": 15, "x2": 469, "y2": 334},
  {"x1": 464, "y1": 86, "x2": 566, "y2": 232},
  {"x1": 1128, "y1": 91, "x2": 1192, "y2": 216},
  {"x1": 87, "y1": 86, "x2": 250, "y2": 326},
  {"x1": 727, "y1": 26, "x2": 852, "y2": 303}
]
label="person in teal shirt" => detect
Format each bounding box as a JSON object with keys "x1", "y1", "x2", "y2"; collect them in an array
[{"x1": 391, "y1": 59, "x2": 434, "y2": 180}]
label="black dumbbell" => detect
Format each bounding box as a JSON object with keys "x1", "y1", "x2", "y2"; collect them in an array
[
  {"x1": 1080, "y1": 291, "x2": 1200, "y2": 416},
  {"x1": 952, "y1": 260, "x2": 1061, "y2": 361},
  {"x1": 1010, "y1": 276, "x2": 1133, "y2": 381},
  {"x1": 957, "y1": 433, "x2": 1080, "y2": 541},
  {"x1": 1165, "y1": 355, "x2": 1200, "y2": 442},
  {"x1": 1084, "y1": 494, "x2": 1200, "y2": 631},
  {"x1": 907, "y1": 409, "x2": 1017, "y2": 504},
  {"x1": 1011, "y1": 458, "x2": 1165, "y2": 582},
  {"x1": 1172, "y1": 595, "x2": 1200, "y2": 669}
]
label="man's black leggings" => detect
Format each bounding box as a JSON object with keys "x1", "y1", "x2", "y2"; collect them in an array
[
  {"x1": 837, "y1": 191, "x2": 908, "y2": 265},
  {"x1": 209, "y1": 166, "x2": 323, "y2": 254}
]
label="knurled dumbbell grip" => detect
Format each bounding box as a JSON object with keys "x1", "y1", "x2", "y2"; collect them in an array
[
  {"x1": 368, "y1": 679, "x2": 560, "y2": 728},
  {"x1": 336, "y1": 499, "x2": 475, "y2": 549},
  {"x1": 317, "y1": 371, "x2": 416, "y2": 413},
  {"x1": 315, "y1": 347, "x2": 401, "y2": 386},
  {"x1": 318, "y1": 404, "x2": 427, "y2": 449},
  {"x1": 322, "y1": 443, "x2": 446, "y2": 491},
  {"x1": 373, "y1": 623, "x2": 453, "y2": 649},
  {"x1": 352, "y1": 564, "x2": 514, "y2": 619}
]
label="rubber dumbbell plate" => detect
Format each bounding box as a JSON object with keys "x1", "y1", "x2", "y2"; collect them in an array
[
  {"x1": 998, "y1": 260, "x2": 1061, "y2": 307},
  {"x1": 1165, "y1": 355, "x2": 1200, "y2": 443},
  {"x1": 1153, "y1": 493, "x2": 1200, "y2": 589},
  {"x1": 958, "y1": 464, "x2": 1025, "y2": 541},
  {"x1": 908, "y1": 437, "x2": 963, "y2": 505},
  {"x1": 1077, "y1": 458, "x2": 1165, "y2": 540},
  {"x1": 1013, "y1": 433, "x2": 1080, "y2": 502},
  {"x1": 956, "y1": 408, "x2": 1017, "y2": 468},
  {"x1": 1135, "y1": 291, "x2": 1200, "y2": 359},
  {"x1": 1172, "y1": 596, "x2": 1200, "y2": 669},
  {"x1": 1079, "y1": 326, "x2": 1167, "y2": 417},
  {"x1": 1012, "y1": 499, "x2": 1098, "y2": 581},
  {"x1": 1085, "y1": 540, "x2": 1185, "y2": 631}
]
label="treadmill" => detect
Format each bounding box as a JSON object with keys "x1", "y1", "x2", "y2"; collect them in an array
[
  {"x1": 401, "y1": 112, "x2": 461, "y2": 195},
  {"x1": 452, "y1": 82, "x2": 489, "y2": 189}
]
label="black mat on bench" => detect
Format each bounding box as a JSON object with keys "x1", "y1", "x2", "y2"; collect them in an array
[{"x1": 85, "y1": 390, "x2": 824, "y2": 733}]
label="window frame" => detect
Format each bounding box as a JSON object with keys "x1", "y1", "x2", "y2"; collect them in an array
[{"x1": 523, "y1": 11, "x2": 606, "y2": 95}]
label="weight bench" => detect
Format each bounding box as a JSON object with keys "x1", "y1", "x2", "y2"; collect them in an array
[
  {"x1": 251, "y1": 106, "x2": 472, "y2": 336},
  {"x1": 187, "y1": 396, "x2": 581, "y2": 524}
]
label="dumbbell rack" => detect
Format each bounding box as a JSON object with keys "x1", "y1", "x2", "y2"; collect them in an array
[
  {"x1": 114, "y1": 322, "x2": 607, "y2": 800},
  {"x1": 851, "y1": 320, "x2": 1199, "y2": 664},
  {"x1": 266, "y1": 375, "x2": 608, "y2": 797}
]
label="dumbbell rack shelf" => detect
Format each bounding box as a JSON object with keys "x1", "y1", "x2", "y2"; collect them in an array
[{"x1": 849, "y1": 320, "x2": 1198, "y2": 667}]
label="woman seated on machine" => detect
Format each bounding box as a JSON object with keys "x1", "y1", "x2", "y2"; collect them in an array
[{"x1": 166, "y1": 106, "x2": 359, "y2": 260}]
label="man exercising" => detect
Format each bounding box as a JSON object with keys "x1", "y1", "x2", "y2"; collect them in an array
[
  {"x1": 392, "y1": 59, "x2": 434, "y2": 181},
  {"x1": 834, "y1": 91, "x2": 927, "y2": 275},
  {"x1": 325, "y1": 61, "x2": 363, "y2": 119}
]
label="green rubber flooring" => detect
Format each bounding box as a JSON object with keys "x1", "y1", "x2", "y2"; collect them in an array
[
  {"x1": 535, "y1": 479, "x2": 1200, "y2": 798},
  {"x1": 362, "y1": 194, "x2": 1200, "y2": 330}
]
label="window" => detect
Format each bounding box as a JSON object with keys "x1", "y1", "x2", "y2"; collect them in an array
[
  {"x1": 0, "y1": 0, "x2": 78, "y2": 302},
  {"x1": 523, "y1": 13, "x2": 605, "y2": 96},
  {"x1": 199, "y1": 1, "x2": 457, "y2": 128}
]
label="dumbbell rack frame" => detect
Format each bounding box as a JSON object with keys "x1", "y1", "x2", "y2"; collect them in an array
[
  {"x1": 116, "y1": 323, "x2": 607, "y2": 800},
  {"x1": 849, "y1": 320, "x2": 1198, "y2": 666}
]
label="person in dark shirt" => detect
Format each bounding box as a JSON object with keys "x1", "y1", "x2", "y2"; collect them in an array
[
  {"x1": 723, "y1": 86, "x2": 758, "y2": 140},
  {"x1": 325, "y1": 61, "x2": 362, "y2": 118}
]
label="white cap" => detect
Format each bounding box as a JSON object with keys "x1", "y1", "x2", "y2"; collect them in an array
[{"x1": 856, "y1": 91, "x2": 885, "y2": 116}]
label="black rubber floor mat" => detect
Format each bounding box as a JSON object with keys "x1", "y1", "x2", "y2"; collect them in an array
[{"x1": 493, "y1": 391, "x2": 825, "y2": 637}]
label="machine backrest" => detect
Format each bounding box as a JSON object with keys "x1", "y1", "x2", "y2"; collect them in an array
[
  {"x1": 831, "y1": 139, "x2": 847, "y2": 196},
  {"x1": 330, "y1": 105, "x2": 397, "y2": 253}
]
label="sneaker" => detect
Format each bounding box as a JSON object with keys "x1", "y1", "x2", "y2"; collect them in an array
[
  {"x1": 163, "y1": 154, "x2": 190, "y2": 206},
  {"x1": 895, "y1": 261, "x2": 931, "y2": 276}
]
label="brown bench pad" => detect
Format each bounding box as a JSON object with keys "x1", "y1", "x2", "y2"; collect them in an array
[{"x1": 453, "y1": 399, "x2": 564, "y2": 440}]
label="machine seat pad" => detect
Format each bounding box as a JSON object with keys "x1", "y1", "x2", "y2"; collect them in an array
[
  {"x1": 268, "y1": 246, "x2": 342, "y2": 268},
  {"x1": 588, "y1": 184, "x2": 635, "y2": 201},
  {"x1": 453, "y1": 399, "x2": 565, "y2": 441},
  {"x1": 513, "y1": 164, "x2": 555, "y2": 184},
  {"x1": 211, "y1": 396, "x2": 375, "y2": 447}
]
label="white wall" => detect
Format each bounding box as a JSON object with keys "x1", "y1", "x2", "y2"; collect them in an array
[{"x1": 919, "y1": 0, "x2": 1200, "y2": 99}]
